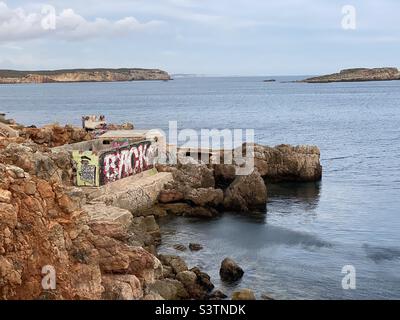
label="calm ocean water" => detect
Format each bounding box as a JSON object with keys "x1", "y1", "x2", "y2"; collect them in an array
[{"x1": 2, "y1": 76, "x2": 400, "y2": 299}]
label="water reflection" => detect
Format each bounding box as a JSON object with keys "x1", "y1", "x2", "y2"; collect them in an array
[
  {"x1": 363, "y1": 244, "x2": 400, "y2": 263},
  {"x1": 268, "y1": 181, "x2": 321, "y2": 211}
]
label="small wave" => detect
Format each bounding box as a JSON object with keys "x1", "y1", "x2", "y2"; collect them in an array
[
  {"x1": 323, "y1": 155, "x2": 354, "y2": 161},
  {"x1": 362, "y1": 244, "x2": 400, "y2": 263}
]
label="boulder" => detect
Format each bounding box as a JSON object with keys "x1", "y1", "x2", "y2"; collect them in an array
[
  {"x1": 143, "y1": 292, "x2": 165, "y2": 300},
  {"x1": 168, "y1": 163, "x2": 215, "y2": 194},
  {"x1": 219, "y1": 258, "x2": 244, "y2": 282},
  {"x1": 223, "y1": 170, "x2": 267, "y2": 212},
  {"x1": 84, "y1": 203, "x2": 133, "y2": 233},
  {"x1": 131, "y1": 215, "x2": 161, "y2": 245},
  {"x1": 189, "y1": 243, "x2": 203, "y2": 251},
  {"x1": 102, "y1": 275, "x2": 143, "y2": 300},
  {"x1": 20, "y1": 124, "x2": 93, "y2": 147},
  {"x1": 186, "y1": 206, "x2": 219, "y2": 218},
  {"x1": 159, "y1": 255, "x2": 188, "y2": 274},
  {"x1": 231, "y1": 288, "x2": 256, "y2": 300},
  {"x1": 0, "y1": 188, "x2": 12, "y2": 203},
  {"x1": 159, "y1": 203, "x2": 193, "y2": 216},
  {"x1": 162, "y1": 265, "x2": 175, "y2": 279},
  {"x1": 176, "y1": 270, "x2": 209, "y2": 299},
  {"x1": 173, "y1": 244, "x2": 187, "y2": 252},
  {"x1": 214, "y1": 164, "x2": 236, "y2": 188},
  {"x1": 251, "y1": 144, "x2": 322, "y2": 182},
  {"x1": 185, "y1": 188, "x2": 223, "y2": 207},
  {"x1": 261, "y1": 293, "x2": 275, "y2": 300},
  {"x1": 158, "y1": 190, "x2": 184, "y2": 203},
  {"x1": 207, "y1": 290, "x2": 228, "y2": 300},
  {"x1": 190, "y1": 267, "x2": 214, "y2": 292},
  {"x1": 146, "y1": 279, "x2": 189, "y2": 300}
]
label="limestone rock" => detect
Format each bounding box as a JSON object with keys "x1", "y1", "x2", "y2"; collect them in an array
[
  {"x1": 173, "y1": 244, "x2": 187, "y2": 252},
  {"x1": 143, "y1": 292, "x2": 165, "y2": 300},
  {"x1": 176, "y1": 270, "x2": 210, "y2": 299},
  {"x1": 168, "y1": 163, "x2": 215, "y2": 194},
  {"x1": 231, "y1": 288, "x2": 256, "y2": 300},
  {"x1": 84, "y1": 203, "x2": 133, "y2": 230},
  {"x1": 158, "y1": 190, "x2": 184, "y2": 203},
  {"x1": 186, "y1": 206, "x2": 219, "y2": 218},
  {"x1": 146, "y1": 279, "x2": 189, "y2": 300},
  {"x1": 261, "y1": 293, "x2": 275, "y2": 300},
  {"x1": 159, "y1": 203, "x2": 193, "y2": 216},
  {"x1": 214, "y1": 164, "x2": 236, "y2": 188},
  {"x1": 20, "y1": 124, "x2": 93, "y2": 147},
  {"x1": 132, "y1": 215, "x2": 161, "y2": 245},
  {"x1": 251, "y1": 144, "x2": 322, "y2": 182},
  {"x1": 102, "y1": 275, "x2": 143, "y2": 300},
  {"x1": 219, "y1": 258, "x2": 244, "y2": 282},
  {"x1": 189, "y1": 243, "x2": 203, "y2": 251},
  {"x1": 223, "y1": 170, "x2": 267, "y2": 212},
  {"x1": 207, "y1": 290, "x2": 228, "y2": 300},
  {"x1": 0, "y1": 188, "x2": 12, "y2": 203},
  {"x1": 185, "y1": 188, "x2": 223, "y2": 207},
  {"x1": 190, "y1": 267, "x2": 214, "y2": 292},
  {"x1": 159, "y1": 255, "x2": 188, "y2": 274},
  {"x1": 0, "y1": 136, "x2": 164, "y2": 300}
]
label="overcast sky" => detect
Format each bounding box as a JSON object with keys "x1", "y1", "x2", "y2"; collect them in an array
[{"x1": 0, "y1": 0, "x2": 399, "y2": 75}]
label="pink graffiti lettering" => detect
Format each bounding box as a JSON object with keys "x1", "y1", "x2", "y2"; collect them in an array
[{"x1": 102, "y1": 142, "x2": 152, "y2": 184}]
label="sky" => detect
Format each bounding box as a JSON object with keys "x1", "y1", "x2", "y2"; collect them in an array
[{"x1": 0, "y1": 0, "x2": 399, "y2": 76}]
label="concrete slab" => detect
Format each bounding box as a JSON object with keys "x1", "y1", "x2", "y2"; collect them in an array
[{"x1": 87, "y1": 170, "x2": 173, "y2": 215}]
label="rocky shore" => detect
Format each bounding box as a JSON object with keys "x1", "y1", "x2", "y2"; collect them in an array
[
  {"x1": 0, "y1": 118, "x2": 322, "y2": 300},
  {"x1": 300, "y1": 67, "x2": 400, "y2": 83},
  {"x1": 0, "y1": 68, "x2": 171, "y2": 84}
]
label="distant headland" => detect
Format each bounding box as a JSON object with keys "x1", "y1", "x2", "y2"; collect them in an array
[
  {"x1": 300, "y1": 67, "x2": 400, "y2": 83},
  {"x1": 0, "y1": 68, "x2": 171, "y2": 84}
]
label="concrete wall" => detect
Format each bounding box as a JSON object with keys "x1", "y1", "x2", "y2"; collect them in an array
[{"x1": 72, "y1": 140, "x2": 158, "y2": 187}]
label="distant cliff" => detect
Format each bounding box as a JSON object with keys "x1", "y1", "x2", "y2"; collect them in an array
[
  {"x1": 0, "y1": 68, "x2": 171, "y2": 84},
  {"x1": 301, "y1": 67, "x2": 400, "y2": 83}
]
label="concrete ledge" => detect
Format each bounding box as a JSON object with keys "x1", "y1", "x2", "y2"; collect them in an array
[{"x1": 87, "y1": 170, "x2": 173, "y2": 215}]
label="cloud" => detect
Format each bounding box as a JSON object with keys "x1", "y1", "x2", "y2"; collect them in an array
[{"x1": 0, "y1": 2, "x2": 163, "y2": 42}]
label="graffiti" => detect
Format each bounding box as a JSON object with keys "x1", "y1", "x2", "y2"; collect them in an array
[
  {"x1": 111, "y1": 139, "x2": 129, "y2": 149},
  {"x1": 81, "y1": 163, "x2": 97, "y2": 183},
  {"x1": 73, "y1": 140, "x2": 156, "y2": 186},
  {"x1": 100, "y1": 141, "x2": 154, "y2": 185},
  {"x1": 73, "y1": 151, "x2": 99, "y2": 187}
]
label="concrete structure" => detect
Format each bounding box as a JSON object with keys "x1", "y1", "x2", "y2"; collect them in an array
[
  {"x1": 84, "y1": 169, "x2": 173, "y2": 215},
  {"x1": 53, "y1": 129, "x2": 165, "y2": 187},
  {"x1": 82, "y1": 115, "x2": 106, "y2": 130}
]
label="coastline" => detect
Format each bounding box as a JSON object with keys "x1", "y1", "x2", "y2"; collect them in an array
[
  {"x1": 0, "y1": 118, "x2": 322, "y2": 300},
  {"x1": 0, "y1": 68, "x2": 171, "y2": 84}
]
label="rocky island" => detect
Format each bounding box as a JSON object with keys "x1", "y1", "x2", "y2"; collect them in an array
[
  {"x1": 0, "y1": 68, "x2": 171, "y2": 84},
  {"x1": 301, "y1": 67, "x2": 400, "y2": 83}
]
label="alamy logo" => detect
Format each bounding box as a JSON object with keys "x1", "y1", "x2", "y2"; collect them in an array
[
  {"x1": 341, "y1": 5, "x2": 357, "y2": 30},
  {"x1": 341, "y1": 265, "x2": 356, "y2": 290},
  {"x1": 41, "y1": 265, "x2": 56, "y2": 290},
  {"x1": 41, "y1": 5, "x2": 57, "y2": 30},
  {"x1": 147, "y1": 121, "x2": 255, "y2": 176}
]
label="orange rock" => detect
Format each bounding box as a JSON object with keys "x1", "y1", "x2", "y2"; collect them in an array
[
  {"x1": 37, "y1": 180, "x2": 55, "y2": 199},
  {"x1": 0, "y1": 188, "x2": 12, "y2": 203},
  {"x1": 57, "y1": 194, "x2": 76, "y2": 213},
  {"x1": 24, "y1": 181, "x2": 37, "y2": 195}
]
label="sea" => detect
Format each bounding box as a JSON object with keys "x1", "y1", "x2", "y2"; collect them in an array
[{"x1": 1, "y1": 76, "x2": 400, "y2": 299}]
